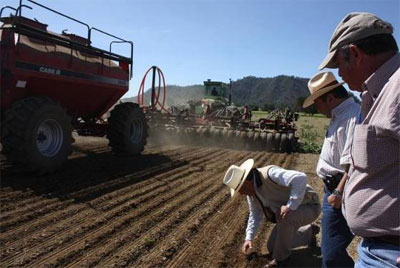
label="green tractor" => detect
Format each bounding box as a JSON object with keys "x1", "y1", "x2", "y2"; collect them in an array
[
  {"x1": 190, "y1": 79, "x2": 240, "y2": 118},
  {"x1": 143, "y1": 72, "x2": 298, "y2": 153}
]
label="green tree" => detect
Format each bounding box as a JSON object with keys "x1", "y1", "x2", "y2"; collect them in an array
[
  {"x1": 263, "y1": 103, "x2": 275, "y2": 111},
  {"x1": 294, "y1": 96, "x2": 317, "y2": 114}
]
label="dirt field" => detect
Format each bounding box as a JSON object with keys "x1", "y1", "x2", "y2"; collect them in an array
[{"x1": 0, "y1": 137, "x2": 358, "y2": 267}]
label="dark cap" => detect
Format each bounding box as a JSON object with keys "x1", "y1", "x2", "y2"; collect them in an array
[{"x1": 319, "y1": 12, "x2": 393, "y2": 69}]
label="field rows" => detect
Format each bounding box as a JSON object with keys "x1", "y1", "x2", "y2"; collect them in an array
[{"x1": 1, "y1": 137, "x2": 324, "y2": 267}]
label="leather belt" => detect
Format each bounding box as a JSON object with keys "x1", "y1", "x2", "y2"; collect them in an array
[{"x1": 364, "y1": 235, "x2": 400, "y2": 246}]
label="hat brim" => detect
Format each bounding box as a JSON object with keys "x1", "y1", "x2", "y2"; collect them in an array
[
  {"x1": 319, "y1": 50, "x2": 338, "y2": 70},
  {"x1": 230, "y1": 159, "x2": 254, "y2": 197},
  {"x1": 302, "y1": 82, "x2": 345, "y2": 108}
]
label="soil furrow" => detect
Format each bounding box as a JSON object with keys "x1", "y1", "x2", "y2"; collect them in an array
[
  {"x1": 142, "y1": 153, "x2": 264, "y2": 267},
  {"x1": 0, "y1": 199, "x2": 75, "y2": 232},
  {"x1": 88, "y1": 148, "x2": 227, "y2": 211},
  {"x1": 65, "y1": 149, "x2": 247, "y2": 267},
  {"x1": 0, "y1": 190, "x2": 38, "y2": 205},
  {"x1": 165, "y1": 196, "x2": 248, "y2": 268},
  {"x1": 167, "y1": 153, "x2": 289, "y2": 268},
  {"x1": 0, "y1": 148, "x2": 226, "y2": 261},
  {"x1": 0, "y1": 203, "x2": 86, "y2": 253},
  {"x1": 60, "y1": 147, "x2": 214, "y2": 202},
  {"x1": 0, "y1": 136, "x2": 331, "y2": 268},
  {"x1": 101, "y1": 180, "x2": 228, "y2": 268},
  {"x1": 0, "y1": 189, "x2": 16, "y2": 198},
  {"x1": 0, "y1": 166, "x2": 205, "y2": 264},
  {"x1": 146, "y1": 145, "x2": 193, "y2": 157},
  {"x1": 32, "y1": 166, "x2": 225, "y2": 267},
  {"x1": 3, "y1": 149, "x2": 226, "y2": 267},
  {"x1": 139, "y1": 188, "x2": 236, "y2": 268},
  {"x1": 161, "y1": 152, "x2": 274, "y2": 268},
  {"x1": 0, "y1": 197, "x2": 59, "y2": 222},
  {"x1": 0, "y1": 147, "x2": 209, "y2": 234}
]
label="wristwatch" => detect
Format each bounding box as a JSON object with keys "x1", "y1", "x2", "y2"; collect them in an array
[{"x1": 332, "y1": 189, "x2": 342, "y2": 197}]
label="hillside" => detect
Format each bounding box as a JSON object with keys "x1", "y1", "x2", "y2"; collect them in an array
[{"x1": 123, "y1": 75, "x2": 310, "y2": 110}]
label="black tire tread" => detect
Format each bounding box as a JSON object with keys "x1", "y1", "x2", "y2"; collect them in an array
[
  {"x1": 1, "y1": 96, "x2": 72, "y2": 173},
  {"x1": 107, "y1": 102, "x2": 148, "y2": 155}
]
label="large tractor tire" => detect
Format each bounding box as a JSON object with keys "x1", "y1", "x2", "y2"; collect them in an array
[
  {"x1": 288, "y1": 133, "x2": 296, "y2": 152},
  {"x1": 1, "y1": 97, "x2": 72, "y2": 173},
  {"x1": 260, "y1": 132, "x2": 267, "y2": 150},
  {"x1": 266, "y1": 133, "x2": 273, "y2": 152},
  {"x1": 273, "y1": 133, "x2": 281, "y2": 152},
  {"x1": 211, "y1": 127, "x2": 223, "y2": 146},
  {"x1": 280, "y1": 133, "x2": 290, "y2": 153},
  {"x1": 107, "y1": 102, "x2": 148, "y2": 155}
]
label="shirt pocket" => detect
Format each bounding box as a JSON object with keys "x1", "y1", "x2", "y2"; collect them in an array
[
  {"x1": 320, "y1": 134, "x2": 338, "y2": 164},
  {"x1": 351, "y1": 125, "x2": 392, "y2": 170}
]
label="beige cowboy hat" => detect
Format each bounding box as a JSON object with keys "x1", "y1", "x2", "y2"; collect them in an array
[
  {"x1": 302, "y1": 72, "x2": 345, "y2": 108},
  {"x1": 223, "y1": 159, "x2": 254, "y2": 197}
]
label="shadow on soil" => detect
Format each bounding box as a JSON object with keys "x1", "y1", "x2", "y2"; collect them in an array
[
  {"x1": 286, "y1": 247, "x2": 322, "y2": 267},
  {"x1": 242, "y1": 247, "x2": 321, "y2": 267},
  {"x1": 0, "y1": 149, "x2": 187, "y2": 203}
]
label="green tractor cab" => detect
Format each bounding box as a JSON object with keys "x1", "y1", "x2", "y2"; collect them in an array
[
  {"x1": 192, "y1": 79, "x2": 232, "y2": 116},
  {"x1": 203, "y1": 79, "x2": 229, "y2": 101}
]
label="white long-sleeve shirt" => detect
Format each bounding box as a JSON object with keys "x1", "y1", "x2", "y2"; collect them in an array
[
  {"x1": 316, "y1": 98, "x2": 360, "y2": 178},
  {"x1": 245, "y1": 166, "x2": 307, "y2": 241}
]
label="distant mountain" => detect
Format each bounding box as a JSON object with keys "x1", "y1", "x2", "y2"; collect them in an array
[
  {"x1": 230, "y1": 75, "x2": 309, "y2": 110},
  {"x1": 123, "y1": 75, "x2": 310, "y2": 110}
]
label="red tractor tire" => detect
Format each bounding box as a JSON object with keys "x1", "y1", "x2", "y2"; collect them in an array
[
  {"x1": 107, "y1": 102, "x2": 148, "y2": 155},
  {"x1": 1, "y1": 96, "x2": 72, "y2": 173}
]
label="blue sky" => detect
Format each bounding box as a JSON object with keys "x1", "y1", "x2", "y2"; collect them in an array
[{"x1": 2, "y1": 0, "x2": 399, "y2": 97}]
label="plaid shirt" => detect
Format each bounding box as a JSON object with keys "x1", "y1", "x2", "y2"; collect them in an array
[{"x1": 343, "y1": 53, "x2": 400, "y2": 238}]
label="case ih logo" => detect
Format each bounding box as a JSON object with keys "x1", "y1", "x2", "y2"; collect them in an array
[
  {"x1": 39, "y1": 67, "x2": 61, "y2": 75},
  {"x1": 16, "y1": 61, "x2": 128, "y2": 87}
]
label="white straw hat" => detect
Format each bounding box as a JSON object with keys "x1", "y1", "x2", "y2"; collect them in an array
[
  {"x1": 223, "y1": 159, "x2": 254, "y2": 197},
  {"x1": 303, "y1": 72, "x2": 345, "y2": 108}
]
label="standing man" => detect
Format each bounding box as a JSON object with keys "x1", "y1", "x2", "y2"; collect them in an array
[
  {"x1": 223, "y1": 159, "x2": 321, "y2": 267},
  {"x1": 303, "y1": 72, "x2": 360, "y2": 267},
  {"x1": 319, "y1": 12, "x2": 400, "y2": 267}
]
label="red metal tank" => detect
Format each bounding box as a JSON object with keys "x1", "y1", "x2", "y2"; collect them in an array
[
  {"x1": 1, "y1": 16, "x2": 130, "y2": 119},
  {"x1": 0, "y1": 1, "x2": 147, "y2": 173}
]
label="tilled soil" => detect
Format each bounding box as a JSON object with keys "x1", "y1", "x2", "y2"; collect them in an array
[{"x1": 0, "y1": 136, "x2": 358, "y2": 267}]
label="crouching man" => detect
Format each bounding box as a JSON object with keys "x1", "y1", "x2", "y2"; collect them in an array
[{"x1": 223, "y1": 159, "x2": 321, "y2": 267}]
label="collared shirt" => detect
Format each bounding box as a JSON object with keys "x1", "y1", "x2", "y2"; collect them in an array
[
  {"x1": 245, "y1": 166, "x2": 307, "y2": 241},
  {"x1": 316, "y1": 98, "x2": 360, "y2": 178},
  {"x1": 343, "y1": 53, "x2": 400, "y2": 238}
]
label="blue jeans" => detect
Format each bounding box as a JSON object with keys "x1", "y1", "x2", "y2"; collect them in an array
[
  {"x1": 356, "y1": 239, "x2": 400, "y2": 268},
  {"x1": 322, "y1": 189, "x2": 354, "y2": 267}
]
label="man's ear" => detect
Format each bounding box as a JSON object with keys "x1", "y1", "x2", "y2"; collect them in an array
[
  {"x1": 326, "y1": 93, "x2": 335, "y2": 106},
  {"x1": 349, "y1": 44, "x2": 363, "y2": 65}
]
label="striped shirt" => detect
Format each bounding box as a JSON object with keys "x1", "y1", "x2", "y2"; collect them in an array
[
  {"x1": 343, "y1": 53, "x2": 400, "y2": 238},
  {"x1": 316, "y1": 98, "x2": 360, "y2": 179}
]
